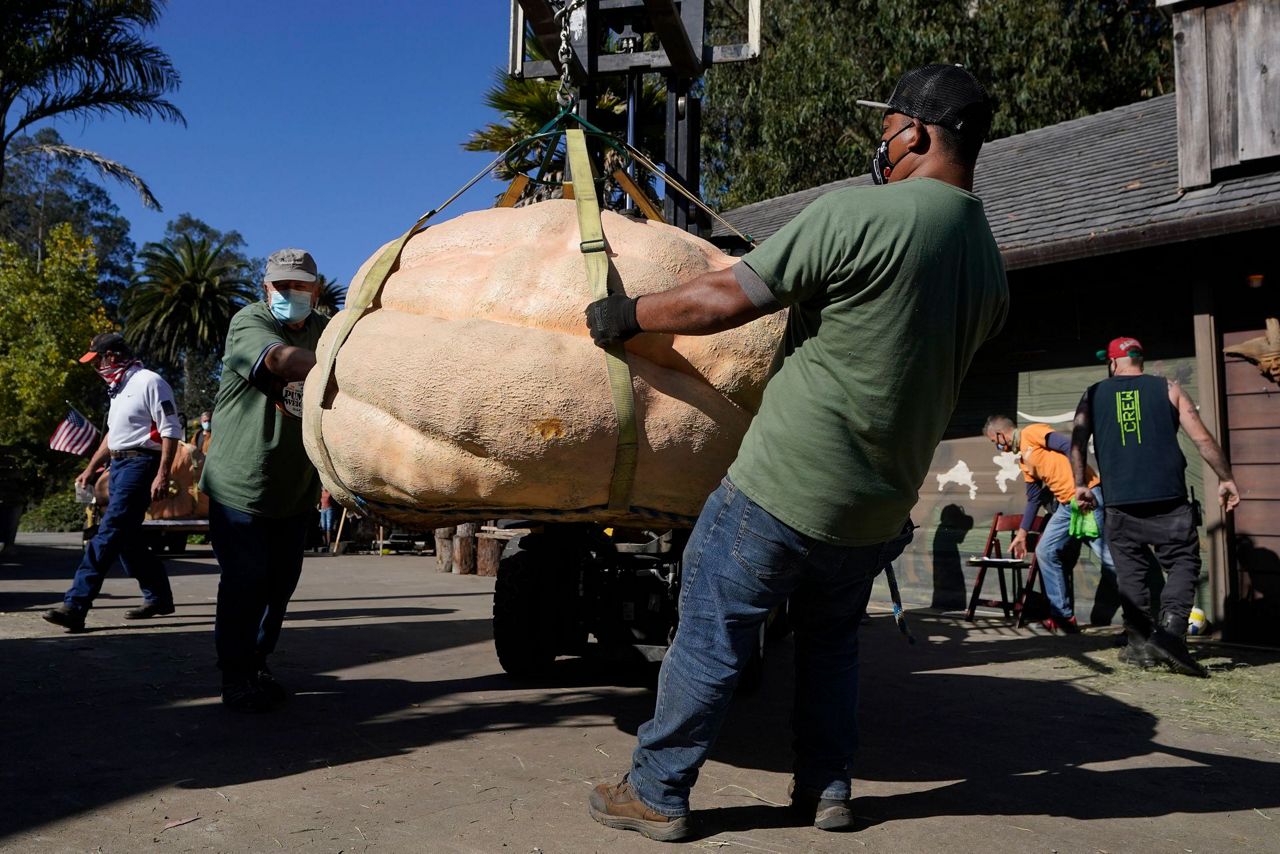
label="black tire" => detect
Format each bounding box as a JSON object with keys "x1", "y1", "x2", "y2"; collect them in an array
[{"x1": 493, "y1": 550, "x2": 560, "y2": 678}]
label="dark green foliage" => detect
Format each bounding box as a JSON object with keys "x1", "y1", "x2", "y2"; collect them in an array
[
  {"x1": 701, "y1": 0, "x2": 1172, "y2": 208},
  {"x1": 0, "y1": 129, "x2": 136, "y2": 315}
]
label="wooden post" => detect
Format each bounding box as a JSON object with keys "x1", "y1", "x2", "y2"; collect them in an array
[
  {"x1": 453, "y1": 522, "x2": 479, "y2": 575},
  {"x1": 477, "y1": 520, "x2": 503, "y2": 578},
  {"x1": 1193, "y1": 281, "x2": 1230, "y2": 625},
  {"x1": 434, "y1": 526, "x2": 456, "y2": 573}
]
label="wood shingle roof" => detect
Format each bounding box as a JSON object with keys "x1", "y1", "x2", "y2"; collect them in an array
[{"x1": 712, "y1": 94, "x2": 1280, "y2": 269}]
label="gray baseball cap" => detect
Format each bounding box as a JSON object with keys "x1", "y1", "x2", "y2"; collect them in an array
[{"x1": 264, "y1": 248, "x2": 318, "y2": 283}]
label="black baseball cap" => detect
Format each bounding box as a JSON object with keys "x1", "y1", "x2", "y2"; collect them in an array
[
  {"x1": 78, "y1": 331, "x2": 130, "y2": 364},
  {"x1": 857, "y1": 64, "x2": 993, "y2": 133}
]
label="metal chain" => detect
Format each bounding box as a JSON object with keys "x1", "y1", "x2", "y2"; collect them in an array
[{"x1": 554, "y1": 0, "x2": 586, "y2": 108}]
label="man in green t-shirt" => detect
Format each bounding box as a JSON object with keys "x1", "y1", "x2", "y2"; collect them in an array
[
  {"x1": 200, "y1": 248, "x2": 330, "y2": 712},
  {"x1": 584, "y1": 65, "x2": 1009, "y2": 841}
]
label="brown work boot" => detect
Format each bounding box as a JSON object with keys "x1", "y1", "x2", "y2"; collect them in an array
[{"x1": 588, "y1": 778, "x2": 690, "y2": 841}]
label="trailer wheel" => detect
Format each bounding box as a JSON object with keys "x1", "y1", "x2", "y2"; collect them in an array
[{"x1": 493, "y1": 550, "x2": 560, "y2": 677}]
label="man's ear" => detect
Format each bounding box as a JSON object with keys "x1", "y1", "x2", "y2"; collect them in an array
[{"x1": 905, "y1": 120, "x2": 931, "y2": 155}]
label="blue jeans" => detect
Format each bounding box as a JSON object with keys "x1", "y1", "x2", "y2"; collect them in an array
[
  {"x1": 65, "y1": 454, "x2": 172, "y2": 612},
  {"x1": 628, "y1": 477, "x2": 914, "y2": 817},
  {"x1": 208, "y1": 498, "x2": 310, "y2": 680},
  {"x1": 1036, "y1": 485, "x2": 1115, "y2": 620}
]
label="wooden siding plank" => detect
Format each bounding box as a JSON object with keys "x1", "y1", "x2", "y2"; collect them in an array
[
  {"x1": 1224, "y1": 328, "x2": 1273, "y2": 347},
  {"x1": 1206, "y1": 1, "x2": 1241, "y2": 170},
  {"x1": 1235, "y1": 464, "x2": 1280, "y2": 499},
  {"x1": 1226, "y1": 391, "x2": 1280, "y2": 426},
  {"x1": 1236, "y1": 537, "x2": 1280, "y2": 577},
  {"x1": 1225, "y1": 358, "x2": 1280, "y2": 393},
  {"x1": 1237, "y1": 0, "x2": 1280, "y2": 162},
  {"x1": 1174, "y1": 8, "x2": 1212, "y2": 188},
  {"x1": 1234, "y1": 498, "x2": 1280, "y2": 537},
  {"x1": 1228, "y1": 427, "x2": 1280, "y2": 463}
]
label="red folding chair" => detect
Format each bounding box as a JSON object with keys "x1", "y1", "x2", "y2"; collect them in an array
[{"x1": 965, "y1": 512, "x2": 1047, "y2": 626}]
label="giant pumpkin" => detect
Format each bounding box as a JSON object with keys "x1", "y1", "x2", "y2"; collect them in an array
[{"x1": 302, "y1": 199, "x2": 783, "y2": 530}]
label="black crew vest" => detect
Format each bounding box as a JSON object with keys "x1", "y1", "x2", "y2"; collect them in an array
[{"x1": 1086, "y1": 373, "x2": 1187, "y2": 506}]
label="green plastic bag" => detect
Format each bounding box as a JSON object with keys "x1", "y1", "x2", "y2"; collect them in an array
[{"x1": 1069, "y1": 500, "x2": 1100, "y2": 539}]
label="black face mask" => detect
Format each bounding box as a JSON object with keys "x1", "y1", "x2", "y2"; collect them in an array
[{"x1": 871, "y1": 123, "x2": 912, "y2": 185}]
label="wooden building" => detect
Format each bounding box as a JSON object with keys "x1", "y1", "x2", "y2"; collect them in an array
[{"x1": 712, "y1": 0, "x2": 1280, "y2": 642}]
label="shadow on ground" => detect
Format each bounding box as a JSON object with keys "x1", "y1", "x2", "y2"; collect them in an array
[
  {"x1": 3, "y1": 542, "x2": 1279, "y2": 845},
  {"x1": 700, "y1": 612, "x2": 1280, "y2": 836}
]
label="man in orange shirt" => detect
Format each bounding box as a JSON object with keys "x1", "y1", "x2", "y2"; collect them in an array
[{"x1": 984, "y1": 415, "x2": 1115, "y2": 633}]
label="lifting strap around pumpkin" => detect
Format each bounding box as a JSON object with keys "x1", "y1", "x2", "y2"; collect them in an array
[
  {"x1": 566, "y1": 127, "x2": 638, "y2": 513},
  {"x1": 304, "y1": 142, "x2": 524, "y2": 500},
  {"x1": 303, "y1": 214, "x2": 427, "y2": 499}
]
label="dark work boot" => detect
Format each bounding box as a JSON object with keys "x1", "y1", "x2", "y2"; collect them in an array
[
  {"x1": 1117, "y1": 627, "x2": 1156, "y2": 669},
  {"x1": 1148, "y1": 614, "x2": 1208, "y2": 678},
  {"x1": 125, "y1": 601, "x2": 175, "y2": 619},
  {"x1": 789, "y1": 780, "x2": 856, "y2": 831},
  {"x1": 43, "y1": 604, "x2": 86, "y2": 632},
  {"x1": 221, "y1": 676, "x2": 275, "y2": 713},
  {"x1": 255, "y1": 665, "x2": 289, "y2": 704}
]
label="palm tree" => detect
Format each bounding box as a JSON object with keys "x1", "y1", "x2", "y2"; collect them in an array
[
  {"x1": 0, "y1": 0, "x2": 184, "y2": 204},
  {"x1": 123, "y1": 235, "x2": 255, "y2": 408},
  {"x1": 315, "y1": 273, "x2": 347, "y2": 318},
  {"x1": 464, "y1": 36, "x2": 666, "y2": 208}
]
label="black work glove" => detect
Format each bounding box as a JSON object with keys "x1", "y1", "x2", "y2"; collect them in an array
[{"x1": 585, "y1": 294, "x2": 641, "y2": 347}]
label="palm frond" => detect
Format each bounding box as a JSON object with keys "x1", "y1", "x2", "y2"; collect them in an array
[{"x1": 6, "y1": 141, "x2": 161, "y2": 209}]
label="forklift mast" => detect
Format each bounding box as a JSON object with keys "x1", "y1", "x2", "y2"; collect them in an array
[{"x1": 508, "y1": 0, "x2": 760, "y2": 235}]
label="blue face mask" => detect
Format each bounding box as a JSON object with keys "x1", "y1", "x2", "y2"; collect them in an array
[{"x1": 269, "y1": 288, "x2": 312, "y2": 324}]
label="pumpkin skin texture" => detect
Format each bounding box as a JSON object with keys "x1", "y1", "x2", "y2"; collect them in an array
[{"x1": 303, "y1": 200, "x2": 784, "y2": 531}]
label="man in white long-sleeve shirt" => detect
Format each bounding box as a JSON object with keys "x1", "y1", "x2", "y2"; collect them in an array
[{"x1": 44, "y1": 333, "x2": 184, "y2": 632}]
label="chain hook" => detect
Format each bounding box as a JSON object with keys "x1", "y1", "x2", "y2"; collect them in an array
[{"x1": 554, "y1": 0, "x2": 586, "y2": 109}]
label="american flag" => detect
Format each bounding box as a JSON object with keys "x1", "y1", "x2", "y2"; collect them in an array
[{"x1": 50, "y1": 408, "x2": 100, "y2": 456}]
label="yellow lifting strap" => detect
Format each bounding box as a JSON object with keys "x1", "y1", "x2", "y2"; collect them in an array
[
  {"x1": 566, "y1": 127, "x2": 638, "y2": 513},
  {"x1": 304, "y1": 211, "x2": 431, "y2": 496}
]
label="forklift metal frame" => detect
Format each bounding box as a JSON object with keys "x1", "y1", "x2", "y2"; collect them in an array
[{"x1": 507, "y1": 0, "x2": 760, "y2": 233}]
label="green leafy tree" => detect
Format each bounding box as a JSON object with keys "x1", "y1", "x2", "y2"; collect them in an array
[
  {"x1": 0, "y1": 128, "x2": 136, "y2": 313},
  {"x1": 0, "y1": 225, "x2": 108, "y2": 506},
  {"x1": 0, "y1": 0, "x2": 184, "y2": 202},
  {"x1": 701, "y1": 0, "x2": 1172, "y2": 208},
  {"x1": 123, "y1": 235, "x2": 256, "y2": 415}
]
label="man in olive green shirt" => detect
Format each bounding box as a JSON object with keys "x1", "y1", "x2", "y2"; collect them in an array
[
  {"x1": 201, "y1": 248, "x2": 329, "y2": 712},
  {"x1": 584, "y1": 65, "x2": 1009, "y2": 840}
]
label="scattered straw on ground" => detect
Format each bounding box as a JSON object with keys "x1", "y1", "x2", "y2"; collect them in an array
[{"x1": 1044, "y1": 639, "x2": 1280, "y2": 747}]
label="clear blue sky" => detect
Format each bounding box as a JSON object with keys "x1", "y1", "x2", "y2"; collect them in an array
[{"x1": 39, "y1": 2, "x2": 512, "y2": 287}]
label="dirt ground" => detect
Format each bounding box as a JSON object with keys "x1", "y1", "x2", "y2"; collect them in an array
[{"x1": 2, "y1": 533, "x2": 1278, "y2": 854}]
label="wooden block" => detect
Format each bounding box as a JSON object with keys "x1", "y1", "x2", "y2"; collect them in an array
[
  {"x1": 434, "y1": 526, "x2": 456, "y2": 573},
  {"x1": 453, "y1": 522, "x2": 480, "y2": 575},
  {"x1": 477, "y1": 536, "x2": 503, "y2": 577},
  {"x1": 478, "y1": 529, "x2": 525, "y2": 540}
]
